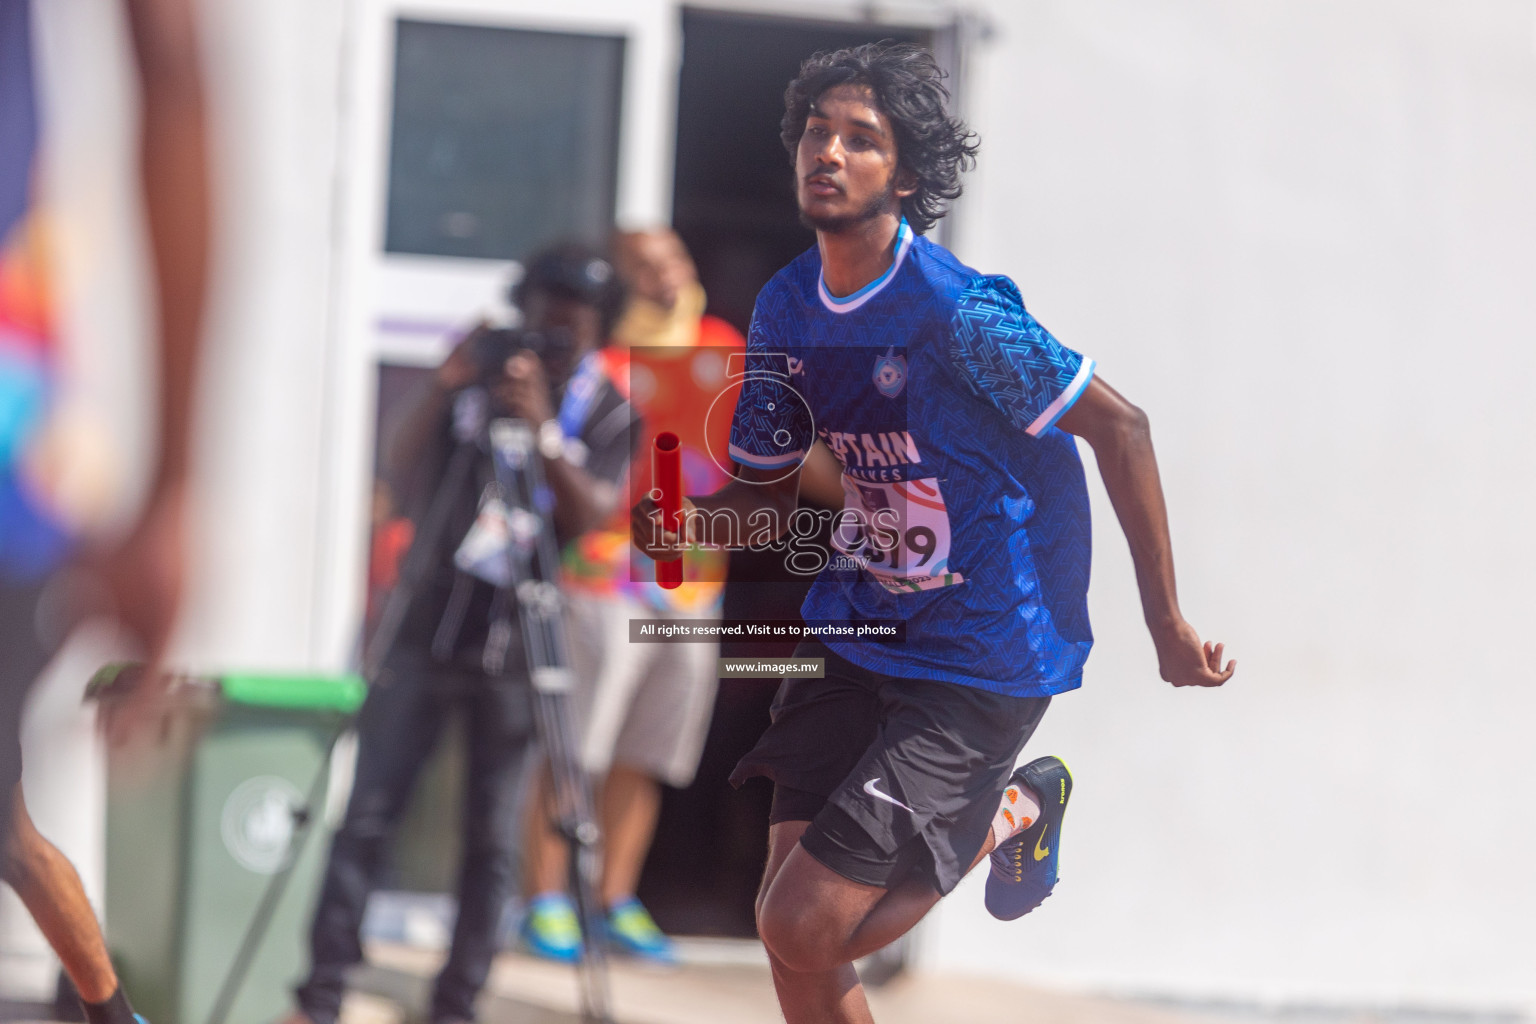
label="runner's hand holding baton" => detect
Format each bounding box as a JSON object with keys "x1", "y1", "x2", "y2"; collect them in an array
[{"x1": 647, "y1": 432, "x2": 686, "y2": 588}]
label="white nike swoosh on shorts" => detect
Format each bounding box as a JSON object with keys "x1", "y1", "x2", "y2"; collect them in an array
[{"x1": 863, "y1": 777, "x2": 915, "y2": 813}]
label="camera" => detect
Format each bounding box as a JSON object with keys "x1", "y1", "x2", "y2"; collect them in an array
[{"x1": 471, "y1": 326, "x2": 575, "y2": 382}]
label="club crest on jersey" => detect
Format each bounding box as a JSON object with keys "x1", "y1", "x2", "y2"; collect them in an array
[{"x1": 872, "y1": 347, "x2": 907, "y2": 398}]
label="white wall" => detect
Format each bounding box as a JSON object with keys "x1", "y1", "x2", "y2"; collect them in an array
[
  {"x1": 170, "y1": 0, "x2": 353, "y2": 671},
  {"x1": 925, "y1": 0, "x2": 1536, "y2": 1012}
]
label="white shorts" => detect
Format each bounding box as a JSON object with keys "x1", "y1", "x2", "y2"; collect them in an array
[{"x1": 563, "y1": 591, "x2": 719, "y2": 787}]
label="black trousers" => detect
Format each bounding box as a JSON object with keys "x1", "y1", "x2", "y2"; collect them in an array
[{"x1": 295, "y1": 645, "x2": 534, "y2": 1024}]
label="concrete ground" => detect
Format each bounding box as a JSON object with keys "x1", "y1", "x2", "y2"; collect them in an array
[
  {"x1": 343, "y1": 939, "x2": 1225, "y2": 1024},
  {"x1": 340, "y1": 941, "x2": 1523, "y2": 1024}
]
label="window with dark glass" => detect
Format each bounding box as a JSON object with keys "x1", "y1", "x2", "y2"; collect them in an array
[{"x1": 385, "y1": 20, "x2": 624, "y2": 260}]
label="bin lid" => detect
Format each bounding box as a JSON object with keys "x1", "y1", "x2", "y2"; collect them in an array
[
  {"x1": 88, "y1": 664, "x2": 366, "y2": 713},
  {"x1": 220, "y1": 673, "x2": 366, "y2": 713}
]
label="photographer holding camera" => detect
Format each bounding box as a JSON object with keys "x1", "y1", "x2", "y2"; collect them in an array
[{"x1": 286, "y1": 244, "x2": 639, "y2": 1024}]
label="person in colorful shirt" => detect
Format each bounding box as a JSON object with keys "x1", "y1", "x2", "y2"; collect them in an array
[
  {"x1": 634, "y1": 42, "x2": 1234, "y2": 1024},
  {"x1": 521, "y1": 228, "x2": 743, "y2": 963},
  {"x1": 2, "y1": 0, "x2": 209, "y2": 1020}
]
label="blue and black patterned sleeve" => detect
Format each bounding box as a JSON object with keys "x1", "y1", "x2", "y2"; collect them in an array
[
  {"x1": 949, "y1": 276, "x2": 1096, "y2": 436},
  {"x1": 727, "y1": 307, "x2": 814, "y2": 470}
]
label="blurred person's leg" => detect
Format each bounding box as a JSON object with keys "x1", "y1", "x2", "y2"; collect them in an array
[
  {"x1": 519, "y1": 762, "x2": 566, "y2": 903},
  {"x1": 292, "y1": 649, "x2": 450, "y2": 1024},
  {"x1": 520, "y1": 762, "x2": 661, "y2": 960},
  {"x1": 521, "y1": 591, "x2": 716, "y2": 960},
  {"x1": 567, "y1": 593, "x2": 646, "y2": 794},
  {"x1": 596, "y1": 614, "x2": 716, "y2": 959},
  {"x1": 517, "y1": 762, "x2": 584, "y2": 962},
  {"x1": 430, "y1": 671, "x2": 532, "y2": 1024},
  {"x1": 1, "y1": 787, "x2": 142, "y2": 1023},
  {"x1": 594, "y1": 764, "x2": 657, "y2": 907},
  {"x1": 0, "y1": 583, "x2": 144, "y2": 1024},
  {"x1": 519, "y1": 591, "x2": 637, "y2": 960}
]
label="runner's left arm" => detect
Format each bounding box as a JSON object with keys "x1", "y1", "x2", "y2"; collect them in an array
[
  {"x1": 1057, "y1": 377, "x2": 1234, "y2": 687},
  {"x1": 946, "y1": 279, "x2": 1233, "y2": 688}
]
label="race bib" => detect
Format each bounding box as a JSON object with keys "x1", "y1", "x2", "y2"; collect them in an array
[{"x1": 831, "y1": 475, "x2": 965, "y2": 593}]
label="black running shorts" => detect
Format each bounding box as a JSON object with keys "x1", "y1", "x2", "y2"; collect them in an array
[{"x1": 729, "y1": 640, "x2": 1050, "y2": 895}]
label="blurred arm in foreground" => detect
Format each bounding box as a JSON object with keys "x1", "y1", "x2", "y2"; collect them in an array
[
  {"x1": 0, "y1": 0, "x2": 209, "y2": 1018},
  {"x1": 93, "y1": 0, "x2": 211, "y2": 741}
]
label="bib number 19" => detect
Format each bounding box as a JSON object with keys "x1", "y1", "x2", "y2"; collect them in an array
[{"x1": 833, "y1": 477, "x2": 959, "y2": 590}]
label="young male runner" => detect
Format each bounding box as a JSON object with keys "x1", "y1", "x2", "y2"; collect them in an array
[{"x1": 634, "y1": 42, "x2": 1234, "y2": 1024}]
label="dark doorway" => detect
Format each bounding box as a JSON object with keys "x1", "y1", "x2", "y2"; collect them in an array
[
  {"x1": 636, "y1": 9, "x2": 935, "y2": 940},
  {"x1": 670, "y1": 10, "x2": 931, "y2": 335}
]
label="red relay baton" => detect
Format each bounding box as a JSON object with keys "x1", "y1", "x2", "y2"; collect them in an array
[{"x1": 653, "y1": 432, "x2": 683, "y2": 589}]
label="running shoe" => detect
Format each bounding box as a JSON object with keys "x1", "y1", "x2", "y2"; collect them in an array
[
  {"x1": 985, "y1": 755, "x2": 1073, "y2": 921},
  {"x1": 521, "y1": 893, "x2": 583, "y2": 962},
  {"x1": 604, "y1": 897, "x2": 677, "y2": 964}
]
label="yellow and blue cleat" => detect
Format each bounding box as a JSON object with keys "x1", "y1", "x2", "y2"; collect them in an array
[{"x1": 985, "y1": 756, "x2": 1072, "y2": 921}]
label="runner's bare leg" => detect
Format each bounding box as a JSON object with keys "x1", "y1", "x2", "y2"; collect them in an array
[
  {"x1": 757, "y1": 819, "x2": 1002, "y2": 1021},
  {"x1": 1, "y1": 789, "x2": 119, "y2": 1002},
  {"x1": 758, "y1": 822, "x2": 875, "y2": 1024}
]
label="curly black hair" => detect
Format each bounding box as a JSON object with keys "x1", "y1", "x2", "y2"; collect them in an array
[{"x1": 781, "y1": 41, "x2": 978, "y2": 235}]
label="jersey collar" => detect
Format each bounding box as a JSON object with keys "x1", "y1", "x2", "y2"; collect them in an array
[{"x1": 817, "y1": 218, "x2": 914, "y2": 314}]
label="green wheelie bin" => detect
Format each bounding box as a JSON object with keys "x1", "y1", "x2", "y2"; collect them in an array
[{"x1": 90, "y1": 667, "x2": 366, "y2": 1024}]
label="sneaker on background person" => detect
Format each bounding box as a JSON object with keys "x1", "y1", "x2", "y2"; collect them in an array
[
  {"x1": 603, "y1": 897, "x2": 676, "y2": 964},
  {"x1": 520, "y1": 892, "x2": 583, "y2": 964},
  {"x1": 520, "y1": 891, "x2": 677, "y2": 966}
]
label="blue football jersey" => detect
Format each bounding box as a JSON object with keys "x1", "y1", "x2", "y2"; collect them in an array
[{"x1": 728, "y1": 220, "x2": 1097, "y2": 697}]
